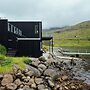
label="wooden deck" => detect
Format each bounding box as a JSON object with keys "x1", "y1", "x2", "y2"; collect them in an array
[{"x1": 63, "y1": 52, "x2": 90, "y2": 55}]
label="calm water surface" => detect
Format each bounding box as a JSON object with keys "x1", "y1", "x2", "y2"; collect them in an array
[{"x1": 61, "y1": 46, "x2": 90, "y2": 70}]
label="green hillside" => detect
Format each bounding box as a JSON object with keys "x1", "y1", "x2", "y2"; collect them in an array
[{"x1": 43, "y1": 21, "x2": 90, "y2": 47}]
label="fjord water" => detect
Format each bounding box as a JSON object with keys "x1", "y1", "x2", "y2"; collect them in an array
[{"x1": 61, "y1": 46, "x2": 90, "y2": 70}]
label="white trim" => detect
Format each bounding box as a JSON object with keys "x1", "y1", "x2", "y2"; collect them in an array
[
  {"x1": 17, "y1": 38, "x2": 41, "y2": 40},
  {"x1": 39, "y1": 23, "x2": 41, "y2": 38},
  {"x1": 8, "y1": 23, "x2": 10, "y2": 31}
]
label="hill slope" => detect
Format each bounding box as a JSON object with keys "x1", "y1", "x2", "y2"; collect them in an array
[{"x1": 43, "y1": 21, "x2": 90, "y2": 47}]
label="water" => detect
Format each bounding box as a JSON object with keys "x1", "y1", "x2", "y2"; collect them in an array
[
  {"x1": 61, "y1": 46, "x2": 90, "y2": 70},
  {"x1": 53, "y1": 47, "x2": 90, "y2": 84}
]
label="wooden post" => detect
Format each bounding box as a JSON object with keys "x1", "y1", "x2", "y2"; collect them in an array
[
  {"x1": 52, "y1": 37, "x2": 53, "y2": 53},
  {"x1": 49, "y1": 40, "x2": 50, "y2": 53}
]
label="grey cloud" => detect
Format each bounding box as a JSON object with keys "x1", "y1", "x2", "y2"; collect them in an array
[{"x1": 0, "y1": 0, "x2": 90, "y2": 28}]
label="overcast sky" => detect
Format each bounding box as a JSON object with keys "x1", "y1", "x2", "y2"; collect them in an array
[{"x1": 0, "y1": 0, "x2": 90, "y2": 29}]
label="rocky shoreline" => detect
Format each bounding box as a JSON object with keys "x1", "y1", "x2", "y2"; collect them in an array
[{"x1": 0, "y1": 54, "x2": 90, "y2": 90}]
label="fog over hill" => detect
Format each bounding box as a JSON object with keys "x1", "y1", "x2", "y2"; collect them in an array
[{"x1": 43, "y1": 20, "x2": 90, "y2": 33}]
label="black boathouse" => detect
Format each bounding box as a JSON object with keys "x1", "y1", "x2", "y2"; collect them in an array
[
  {"x1": 0, "y1": 19, "x2": 42, "y2": 57},
  {"x1": 0, "y1": 19, "x2": 53, "y2": 57}
]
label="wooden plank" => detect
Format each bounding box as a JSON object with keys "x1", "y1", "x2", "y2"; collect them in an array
[
  {"x1": 63, "y1": 52, "x2": 90, "y2": 55},
  {"x1": 57, "y1": 56, "x2": 81, "y2": 60}
]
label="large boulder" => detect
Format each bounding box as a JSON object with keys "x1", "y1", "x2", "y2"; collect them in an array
[
  {"x1": 37, "y1": 84, "x2": 46, "y2": 90},
  {"x1": 31, "y1": 59, "x2": 40, "y2": 67},
  {"x1": 38, "y1": 64, "x2": 47, "y2": 71},
  {"x1": 1, "y1": 74, "x2": 13, "y2": 86},
  {"x1": 6, "y1": 83, "x2": 17, "y2": 90},
  {"x1": 44, "y1": 69, "x2": 57, "y2": 77},
  {"x1": 25, "y1": 71, "x2": 33, "y2": 77},
  {"x1": 14, "y1": 79, "x2": 22, "y2": 86},
  {"x1": 61, "y1": 75, "x2": 68, "y2": 81},
  {"x1": 27, "y1": 65, "x2": 41, "y2": 77},
  {"x1": 38, "y1": 56, "x2": 46, "y2": 62},
  {"x1": 35, "y1": 77, "x2": 43, "y2": 85},
  {"x1": 48, "y1": 80, "x2": 54, "y2": 87},
  {"x1": 23, "y1": 85, "x2": 32, "y2": 90}
]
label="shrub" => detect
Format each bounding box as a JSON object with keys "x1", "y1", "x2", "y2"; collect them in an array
[
  {"x1": 0, "y1": 44, "x2": 7, "y2": 55},
  {"x1": 0, "y1": 59, "x2": 11, "y2": 66},
  {"x1": 0, "y1": 55, "x2": 12, "y2": 66}
]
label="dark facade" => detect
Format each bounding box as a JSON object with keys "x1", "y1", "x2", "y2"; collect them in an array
[{"x1": 0, "y1": 19, "x2": 42, "y2": 57}]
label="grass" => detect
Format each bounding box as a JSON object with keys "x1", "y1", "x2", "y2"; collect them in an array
[
  {"x1": 54, "y1": 39, "x2": 90, "y2": 47},
  {"x1": 0, "y1": 55, "x2": 31, "y2": 74},
  {"x1": 43, "y1": 28, "x2": 90, "y2": 47},
  {"x1": 53, "y1": 28, "x2": 90, "y2": 39},
  {"x1": 43, "y1": 20, "x2": 90, "y2": 48}
]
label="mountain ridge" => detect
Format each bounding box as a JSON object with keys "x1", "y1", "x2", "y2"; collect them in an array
[{"x1": 43, "y1": 20, "x2": 90, "y2": 33}]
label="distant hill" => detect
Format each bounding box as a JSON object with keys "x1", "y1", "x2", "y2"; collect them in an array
[
  {"x1": 43, "y1": 20, "x2": 90, "y2": 47},
  {"x1": 43, "y1": 26, "x2": 69, "y2": 32},
  {"x1": 54, "y1": 20, "x2": 90, "y2": 33},
  {"x1": 53, "y1": 20, "x2": 90, "y2": 39},
  {"x1": 43, "y1": 20, "x2": 90, "y2": 33}
]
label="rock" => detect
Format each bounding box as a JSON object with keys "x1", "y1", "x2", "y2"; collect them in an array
[
  {"x1": 22, "y1": 76, "x2": 30, "y2": 82},
  {"x1": 14, "y1": 79, "x2": 22, "y2": 86},
  {"x1": 1, "y1": 74, "x2": 13, "y2": 86},
  {"x1": 31, "y1": 83, "x2": 36, "y2": 88},
  {"x1": 35, "y1": 77, "x2": 43, "y2": 85},
  {"x1": 27, "y1": 65, "x2": 41, "y2": 77},
  {"x1": 46, "y1": 58, "x2": 56, "y2": 66},
  {"x1": 24, "y1": 78, "x2": 29, "y2": 82},
  {"x1": 48, "y1": 80, "x2": 54, "y2": 87},
  {"x1": 38, "y1": 56, "x2": 46, "y2": 62},
  {"x1": 45, "y1": 76, "x2": 52, "y2": 80},
  {"x1": 44, "y1": 69, "x2": 57, "y2": 77},
  {"x1": 23, "y1": 87, "x2": 34, "y2": 90},
  {"x1": 16, "y1": 70, "x2": 22, "y2": 78},
  {"x1": 25, "y1": 71, "x2": 33, "y2": 77},
  {"x1": 70, "y1": 59, "x2": 76, "y2": 66},
  {"x1": 61, "y1": 75, "x2": 68, "y2": 81},
  {"x1": 0, "y1": 74, "x2": 3, "y2": 79},
  {"x1": 23, "y1": 85, "x2": 30, "y2": 90},
  {"x1": 38, "y1": 68, "x2": 44, "y2": 73},
  {"x1": 54, "y1": 84, "x2": 60, "y2": 90},
  {"x1": 28, "y1": 78, "x2": 36, "y2": 87},
  {"x1": 6, "y1": 83, "x2": 17, "y2": 90},
  {"x1": 71, "y1": 85, "x2": 76, "y2": 89},
  {"x1": 64, "y1": 86, "x2": 69, "y2": 90},
  {"x1": 31, "y1": 59, "x2": 40, "y2": 67},
  {"x1": 59, "y1": 86, "x2": 63, "y2": 90},
  {"x1": 0, "y1": 86, "x2": 5, "y2": 90},
  {"x1": 29, "y1": 78, "x2": 34, "y2": 84},
  {"x1": 26, "y1": 76, "x2": 30, "y2": 79},
  {"x1": 24, "y1": 68, "x2": 29, "y2": 73},
  {"x1": 38, "y1": 64, "x2": 47, "y2": 71},
  {"x1": 22, "y1": 76, "x2": 26, "y2": 81},
  {"x1": 37, "y1": 84, "x2": 46, "y2": 90},
  {"x1": 29, "y1": 88, "x2": 35, "y2": 90},
  {"x1": 19, "y1": 84, "x2": 24, "y2": 88},
  {"x1": 12, "y1": 64, "x2": 19, "y2": 74},
  {"x1": 18, "y1": 88, "x2": 23, "y2": 90}
]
